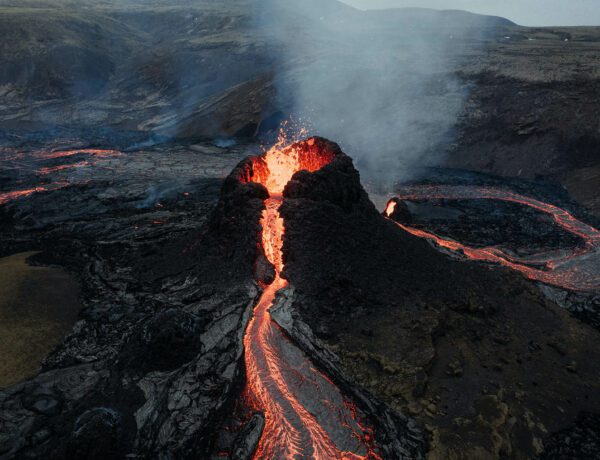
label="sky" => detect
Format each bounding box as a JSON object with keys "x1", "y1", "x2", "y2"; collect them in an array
[{"x1": 340, "y1": 0, "x2": 600, "y2": 26}]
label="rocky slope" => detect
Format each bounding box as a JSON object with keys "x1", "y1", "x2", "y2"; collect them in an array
[
  {"x1": 279, "y1": 142, "x2": 600, "y2": 459},
  {"x1": 0, "y1": 143, "x2": 263, "y2": 458},
  {"x1": 448, "y1": 26, "x2": 600, "y2": 216}
]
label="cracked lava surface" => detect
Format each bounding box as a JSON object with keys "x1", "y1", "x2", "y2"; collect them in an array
[{"x1": 242, "y1": 139, "x2": 381, "y2": 459}]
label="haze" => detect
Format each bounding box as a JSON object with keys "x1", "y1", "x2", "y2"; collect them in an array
[{"x1": 341, "y1": 0, "x2": 600, "y2": 26}]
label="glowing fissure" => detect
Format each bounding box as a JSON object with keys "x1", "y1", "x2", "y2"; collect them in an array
[
  {"x1": 386, "y1": 185, "x2": 600, "y2": 291},
  {"x1": 37, "y1": 161, "x2": 90, "y2": 175},
  {"x1": 243, "y1": 139, "x2": 380, "y2": 459},
  {"x1": 0, "y1": 148, "x2": 123, "y2": 206},
  {"x1": 33, "y1": 148, "x2": 122, "y2": 160},
  {"x1": 0, "y1": 182, "x2": 70, "y2": 206}
]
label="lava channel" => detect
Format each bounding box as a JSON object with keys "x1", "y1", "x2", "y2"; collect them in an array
[
  {"x1": 242, "y1": 138, "x2": 381, "y2": 459},
  {"x1": 0, "y1": 147, "x2": 123, "y2": 206},
  {"x1": 33, "y1": 148, "x2": 122, "y2": 160},
  {"x1": 385, "y1": 185, "x2": 600, "y2": 292},
  {"x1": 0, "y1": 182, "x2": 70, "y2": 206}
]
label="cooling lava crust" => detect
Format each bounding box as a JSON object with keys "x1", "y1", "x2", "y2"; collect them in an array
[
  {"x1": 278, "y1": 140, "x2": 600, "y2": 459},
  {"x1": 1, "y1": 137, "x2": 599, "y2": 459}
]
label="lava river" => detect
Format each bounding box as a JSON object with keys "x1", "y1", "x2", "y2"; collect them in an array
[
  {"x1": 385, "y1": 185, "x2": 600, "y2": 292},
  {"x1": 242, "y1": 139, "x2": 380, "y2": 459}
]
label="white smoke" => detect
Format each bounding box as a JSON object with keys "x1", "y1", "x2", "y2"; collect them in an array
[{"x1": 255, "y1": 0, "x2": 498, "y2": 188}]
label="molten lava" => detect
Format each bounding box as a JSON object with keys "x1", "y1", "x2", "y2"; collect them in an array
[
  {"x1": 385, "y1": 200, "x2": 397, "y2": 217},
  {"x1": 33, "y1": 148, "x2": 122, "y2": 160},
  {"x1": 385, "y1": 185, "x2": 600, "y2": 292},
  {"x1": 0, "y1": 147, "x2": 123, "y2": 206},
  {"x1": 243, "y1": 138, "x2": 380, "y2": 459},
  {"x1": 37, "y1": 161, "x2": 89, "y2": 175},
  {"x1": 0, "y1": 182, "x2": 70, "y2": 206}
]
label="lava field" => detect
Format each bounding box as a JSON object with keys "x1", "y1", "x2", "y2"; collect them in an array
[{"x1": 0, "y1": 136, "x2": 598, "y2": 459}]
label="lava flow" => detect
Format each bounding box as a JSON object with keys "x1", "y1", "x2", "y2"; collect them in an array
[
  {"x1": 0, "y1": 147, "x2": 122, "y2": 206},
  {"x1": 242, "y1": 138, "x2": 380, "y2": 459},
  {"x1": 385, "y1": 185, "x2": 600, "y2": 292},
  {"x1": 32, "y1": 148, "x2": 122, "y2": 160},
  {"x1": 37, "y1": 161, "x2": 89, "y2": 175},
  {"x1": 0, "y1": 182, "x2": 70, "y2": 206}
]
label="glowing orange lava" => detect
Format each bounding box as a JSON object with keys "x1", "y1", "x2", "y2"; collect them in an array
[
  {"x1": 37, "y1": 161, "x2": 90, "y2": 175},
  {"x1": 0, "y1": 182, "x2": 69, "y2": 206},
  {"x1": 34, "y1": 148, "x2": 122, "y2": 160},
  {"x1": 385, "y1": 185, "x2": 600, "y2": 292},
  {"x1": 0, "y1": 147, "x2": 123, "y2": 206},
  {"x1": 243, "y1": 137, "x2": 380, "y2": 459},
  {"x1": 384, "y1": 200, "x2": 397, "y2": 217}
]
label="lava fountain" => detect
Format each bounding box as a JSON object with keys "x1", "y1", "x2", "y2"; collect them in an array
[
  {"x1": 241, "y1": 137, "x2": 380, "y2": 459},
  {"x1": 385, "y1": 185, "x2": 600, "y2": 292}
]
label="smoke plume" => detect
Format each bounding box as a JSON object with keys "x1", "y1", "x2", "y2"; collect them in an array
[{"x1": 255, "y1": 0, "x2": 496, "y2": 188}]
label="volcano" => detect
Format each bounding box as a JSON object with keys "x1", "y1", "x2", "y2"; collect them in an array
[
  {"x1": 1, "y1": 137, "x2": 600, "y2": 459},
  {"x1": 240, "y1": 139, "x2": 377, "y2": 459},
  {"x1": 214, "y1": 137, "x2": 423, "y2": 459}
]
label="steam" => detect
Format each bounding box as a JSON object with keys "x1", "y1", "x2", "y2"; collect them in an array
[
  {"x1": 255, "y1": 0, "x2": 493, "y2": 188},
  {"x1": 2, "y1": 0, "x2": 500, "y2": 191},
  {"x1": 135, "y1": 184, "x2": 182, "y2": 209}
]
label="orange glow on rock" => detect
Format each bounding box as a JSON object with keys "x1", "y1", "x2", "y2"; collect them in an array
[
  {"x1": 243, "y1": 137, "x2": 381, "y2": 459},
  {"x1": 0, "y1": 182, "x2": 70, "y2": 206},
  {"x1": 34, "y1": 148, "x2": 122, "y2": 160},
  {"x1": 37, "y1": 161, "x2": 90, "y2": 175},
  {"x1": 386, "y1": 185, "x2": 600, "y2": 292},
  {"x1": 385, "y1": 200, "x2": 397, "y2": 217},
  {"x1": 254, "y1": 133, "x2": 336, "y2": 195}
]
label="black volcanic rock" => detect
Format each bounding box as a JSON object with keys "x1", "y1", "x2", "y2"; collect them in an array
[
  {"x1": 285, "y1": 155, "x2": 365, "y2": 212},
  {"x1": 120, "y1": 308, "x2": 208, "y2": 373},
  {"x1": 279, "y1": 140, "x2": 600, "y2": 459},
  {"x1": 280, "y1": 147, "x2": 503, "y2": 315},
  {"x1": 0, "y1": 149, "x2": 269, "y2": 459},
  {"x1": 231, "y1": 413, "x2": 265, "y2": 460},
  {"x1": 66, "y1": 407, "x2": 124, "y2": 459},
  {"x1": 1, "y1": 137, "x2": 599, "y2": 459},
  {"x1": 541, "y1": 412, "x2": 600, "y2": 459}
]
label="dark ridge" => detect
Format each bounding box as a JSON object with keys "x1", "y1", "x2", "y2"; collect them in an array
[
  {"x1": 365, "y1": 7, "x2": 516, "y2": 28},
  {"x1": 279, "y1": 139, "x2": 600, "y2": 459}
]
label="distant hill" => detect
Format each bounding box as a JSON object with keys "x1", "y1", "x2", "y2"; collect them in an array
[
  {"x1": 0, "y1": 0, "x2": 513, "y2": 134},
  {"x1": 1, "y1": 0, "x2": 600, "y2": 217},
  {"x1": 365, "y1": 7, "x2": 515, "y2": 28}
]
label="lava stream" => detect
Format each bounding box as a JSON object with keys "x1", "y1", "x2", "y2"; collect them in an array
[
  {"x1": 243, "y1": 139, "x2": 380, "y2": 459},
  {"x1": 37, "y1": 161, "x2": 90, "y2": 175},
  {"x1": 33, "y1": 148, "x2": 122, "y2": 160},
  {"x1": 0, "y1": 147, "x2": 123, "y2": 206},
  {"x1": 385, "y1": 185, "x2": 600, "y2": 291},
  {"x1": 0, "y1": 182, "x2": 69, "y2": 206}
]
